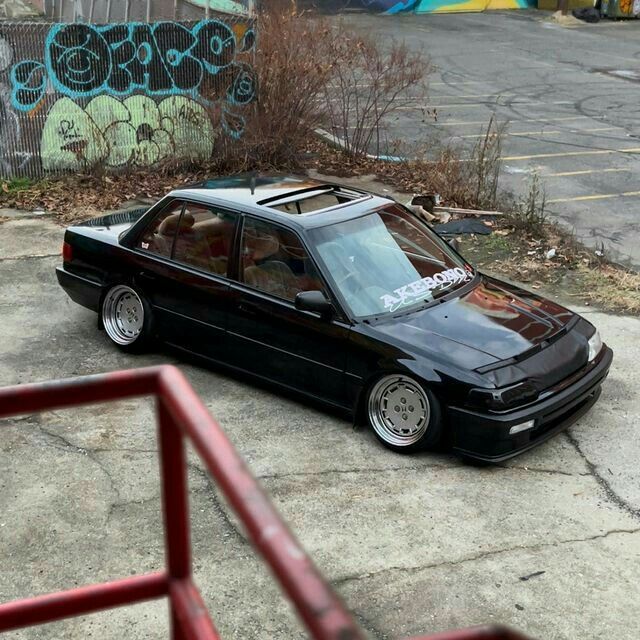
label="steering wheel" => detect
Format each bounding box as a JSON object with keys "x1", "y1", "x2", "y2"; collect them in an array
[{"x1": 279, "y1": 242, "x2": 307, "y2": 259}]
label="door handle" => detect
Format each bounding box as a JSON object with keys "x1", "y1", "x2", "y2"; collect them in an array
[{"x1": 140, "y1": 271, "x2": 156, "y2": 281}]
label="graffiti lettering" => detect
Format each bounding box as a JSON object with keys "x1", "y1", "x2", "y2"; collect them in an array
[
  {"x1": 10, "y1": 19, "x2": 257, "y2": 111},
  {"x1": 1, "y1": 17, "x2": 256, "y2": 177},
  {"x1": 40, "y1": 95, "x2": 216, "y2": 171}
]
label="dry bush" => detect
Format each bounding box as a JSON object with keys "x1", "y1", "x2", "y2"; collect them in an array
[
  {"x1": 215, "y1": 2, "x2": 429, "y2": 168},
  {"x1": 504, "y1": 172, "x2": 548, "y2": 236},
  {"x1": 230, "y1": 2, "x2": 337, "y2": 169},
  {"x1": 323, "y1": 34, "x2": 429, "y2": 158},
  {"x1": 400, "y1": 116, "x2": 505, "y2": 210}
]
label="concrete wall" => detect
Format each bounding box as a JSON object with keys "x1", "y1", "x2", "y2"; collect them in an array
[{"x1": 0, "y1": 15, "x2": 256, "y2": 177}]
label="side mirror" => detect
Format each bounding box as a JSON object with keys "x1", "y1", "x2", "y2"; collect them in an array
[{"x1": 295, "y1": 291, "x2": 334, "y2": 319}]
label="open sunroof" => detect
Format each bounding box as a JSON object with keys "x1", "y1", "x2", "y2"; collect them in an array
[{"x1": 257, "y1": 185, "x2": 370, "y2": 215}]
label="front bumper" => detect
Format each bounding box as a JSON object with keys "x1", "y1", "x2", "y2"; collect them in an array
[{"x1": 449, "y1": 345, "x2": 613, "y2": 463}]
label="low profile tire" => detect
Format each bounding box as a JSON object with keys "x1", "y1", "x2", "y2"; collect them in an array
[
  {"x1": 367, "y1": 374, "x2": 442, "y2": 453},
  {"x1": 101, "y1": 284, "x2": 153, "y2": 352}
]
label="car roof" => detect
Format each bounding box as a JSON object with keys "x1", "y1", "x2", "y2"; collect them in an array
[{"x1": 167, "y1": 173, "x2": 396, "y2": 230}]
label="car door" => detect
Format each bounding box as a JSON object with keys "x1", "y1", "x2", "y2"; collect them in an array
[
  {"x1": 226, "y1": 216, "x2": 351, "y2": 407},
  {"x1": 130, "y1": 198, "x2": 238, "y2": 360}
]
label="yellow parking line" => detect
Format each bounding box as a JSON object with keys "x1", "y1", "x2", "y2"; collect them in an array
[
  {"x1": 429, "y1": 81, "x2": 485, "y2": 86},
  {"x1": 543, "y1": 168, "x2": 629, "y2": 177},
  {"x1": 503, "y1": 148, "x2": 640, "y2": 161},
  {"x1": 433, "y1": 116, "x2": 591, "y2": 127},
  {"x1": 548, "y1": 191, "x2": 640, "y2": 204},
  {"x1": 430, "y1": 94, "x2": 500, "y2": 100},
  {"x1": 457, "y1": 127, "x2": 617, "y2": 139}
]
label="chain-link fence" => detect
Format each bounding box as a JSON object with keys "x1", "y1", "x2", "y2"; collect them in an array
[
  {"x1": 0, "y1": 12, "x2": 256, "y2": 178},
  {"x1": 36, "y1": 0, "x2": 255, "y2": 22}
]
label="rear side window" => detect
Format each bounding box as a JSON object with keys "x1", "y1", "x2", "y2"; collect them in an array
[
  {"x1": 173, "y1": 202, "x2": 236, "y2": 276},
  {"x1": 137, "y1": 201, "x2": 185, "y2": 258}
]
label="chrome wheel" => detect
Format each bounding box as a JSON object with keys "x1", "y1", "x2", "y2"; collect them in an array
[
  {"x1": 102, "y1": 285, "x2": 145, "y2": 346},
  {"x1": 368, "y1": 375, "x2": 430, "y2": 447}
]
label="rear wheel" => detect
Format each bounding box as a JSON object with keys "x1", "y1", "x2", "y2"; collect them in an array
[
  {"x1": 367, "y1": 374, "x2": 442, "y2": 453},
  {"x1": 101, "y1": 284, "x2": 152, "y2": 352}
]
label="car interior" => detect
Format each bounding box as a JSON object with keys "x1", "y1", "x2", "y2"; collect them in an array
[
  {"x1": 140, "y1": 205, "x2": 235, "y2": 276},
  {"x1": 241, "y1": 223, "x2": 324, "y2": 301}
]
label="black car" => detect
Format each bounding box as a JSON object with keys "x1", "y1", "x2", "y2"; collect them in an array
[{"x1": 57, "y1": 175, "x2": 612, "y2": 461}]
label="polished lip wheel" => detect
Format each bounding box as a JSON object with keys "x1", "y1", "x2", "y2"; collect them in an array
[
  {"x1": 102, "y1": 285, "x2": 144, "y2": 345},
  {"x1": 368, "y1": 375, "x2": 430, "y2": 447}
]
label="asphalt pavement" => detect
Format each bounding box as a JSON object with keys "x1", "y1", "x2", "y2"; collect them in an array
[
  {"x1": 1, "y1": 214, "x2": 639, "y2": 639},
  {"x1": 335, "y1": 10, "x2": 640, "y2": 268}
]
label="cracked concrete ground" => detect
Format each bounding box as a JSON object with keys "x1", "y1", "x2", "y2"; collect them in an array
[{"x1": 1, "y1": 215, "x2": 639, "y2": 639}]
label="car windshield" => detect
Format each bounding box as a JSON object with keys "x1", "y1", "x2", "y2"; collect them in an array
[{"x1": 310, "y1": 204, "x2": 475, "y2": 318}]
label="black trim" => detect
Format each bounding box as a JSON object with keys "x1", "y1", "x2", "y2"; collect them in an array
[
  {"x1": 155, "y1": 305, "x2": 225, "y2": 332},
  {"x1": 165, "y1": 341, "x2": 352, "y2": 413}
]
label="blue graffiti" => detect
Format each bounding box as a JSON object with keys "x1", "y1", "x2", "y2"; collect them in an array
[
  {"x1": 10, "y1": 60, "x2": 47, "y2": 111},
  {"x1": 9, "y1": 19, "x2": 257, "y2": 112}
]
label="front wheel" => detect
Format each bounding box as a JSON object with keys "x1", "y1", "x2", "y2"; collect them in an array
[
  {"x1": 367, "y1": 374, "x2": 442, "y2": 453},
  {"x1": 101, "y1": 284, "x2": 153, "y2": 352}
]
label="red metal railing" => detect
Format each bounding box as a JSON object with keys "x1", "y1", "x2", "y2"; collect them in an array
[{"x1": 0, "y1": 365, "x2": 530, "y2": 640}]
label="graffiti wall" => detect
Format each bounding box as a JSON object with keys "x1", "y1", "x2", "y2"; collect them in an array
[
  {"x1": 302, "y1": 0, "x2": 535, "y2": 12},
  {"x1": 0, "y1": 17, "x2": 256, "y2": 177}
]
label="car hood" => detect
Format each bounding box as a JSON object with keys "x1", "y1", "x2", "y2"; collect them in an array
[{"x1": 369, "y1": 276, "x2": 576, "y2": 369}]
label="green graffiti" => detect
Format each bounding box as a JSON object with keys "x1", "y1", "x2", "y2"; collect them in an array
[{"x1": 41, "y1": 95, "x2": 216, "y2": 171}]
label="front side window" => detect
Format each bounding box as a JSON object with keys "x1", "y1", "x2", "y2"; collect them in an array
[
  {"x1": 136, "y1": 200, "x2": 185, "y2": 257},
  {"x1": 310, "y1": 204, "x2": 474, "y2": 318},
  {"x1": 172, "y1": 202, "x2": 236, "y2": 276},
  {"x1": 240, "y1": 218, "x2": 324, "y2": 301}
]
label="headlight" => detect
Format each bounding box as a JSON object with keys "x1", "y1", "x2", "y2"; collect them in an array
[
  {"x1": 588, "y1": 330, "x2": 603, "y2": 362},
  {"x1": 468, "y1": 381, "x2": 539, "y2": 410}
]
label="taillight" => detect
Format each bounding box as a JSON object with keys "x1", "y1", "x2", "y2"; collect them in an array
[{"x1": 62, "y1": 241, "x2": 73, "y2": 263}]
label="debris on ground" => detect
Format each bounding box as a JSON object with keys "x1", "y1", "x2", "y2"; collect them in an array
[
  {"x1": 572, "y1": 7, "x2": 601, "y2": 23},
  {"x1": 519, "y1": 570, "x2": 546, "y2": 582},
  {"x1": 434, "y1": 206, "x2": 504, "y2": 217},
  {"x1": 435, "y1": 219, "x2": 493, "y2": 235},
  {"x1": 406, "y1": 194, "x2": 451, "y2": 224},
  {"x1": 551, "y1": 10, "x2": 585, "y2": 26}
]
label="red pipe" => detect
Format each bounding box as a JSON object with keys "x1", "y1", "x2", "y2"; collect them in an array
[
  {"x1": 0, "y1": 367, "x2": 160, "y2": 419},
  {"x1": 156, "y1": 367, "x2": 366, "y2": 640},
  {"x1": 170, "y1": 579, "x2": 221, "y2": 640},
  {"x1": 0, "y1": 572, "x2": 168, "y2": 633},
  {"x1": 0, "y1": 366, "x2": 531, "y2": 640}
]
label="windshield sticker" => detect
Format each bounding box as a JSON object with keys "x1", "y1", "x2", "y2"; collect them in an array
[{"x1": 380, "y1": 268, "x2": 472, "y2": 312}]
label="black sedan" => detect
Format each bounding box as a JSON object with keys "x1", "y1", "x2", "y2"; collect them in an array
[{"x1": 57, "y1": 175, "x2": 612, "y2": 462}]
